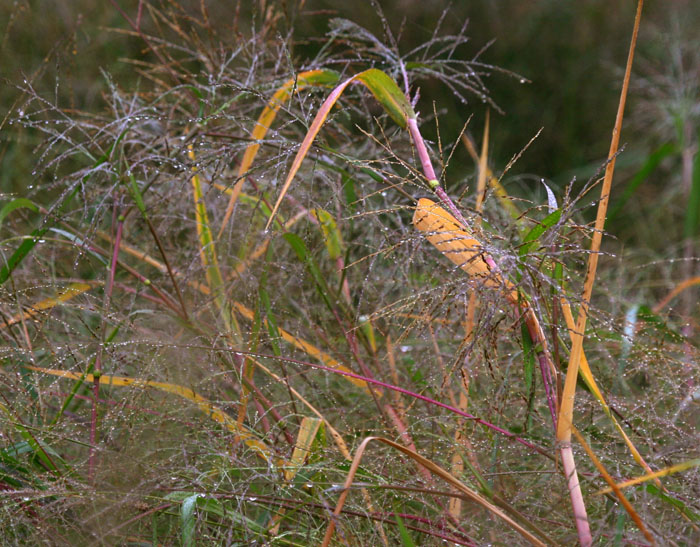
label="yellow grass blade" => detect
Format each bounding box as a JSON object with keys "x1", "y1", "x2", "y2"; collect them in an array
[
  {"x1": 595, "y1": 458, "x2": 700, "y2": 495},
  {"x1": 25, "y1": 365, "x2": 279, "y2": 464},
  {"x1": 249, "y1": 356, "x2": 388, "y2": 544},
  {"x1": 284, "y1": 416, "x2": 322, "y2": 481},
  {"x1": 268, "y1": 416, "x2": 324, "y2": 533},
  {"x1": 1, "y1": 282, "x2": 94, "y2": 329},
  {"x1": 188, "y1": 145, "x2": 233, "y2": 333},
  {"x1": 219, "y1": 70, "x2": 340, "y2": 238},
  {"x1": 248, "y1": 356, "x2": 351, "y2": 458}
]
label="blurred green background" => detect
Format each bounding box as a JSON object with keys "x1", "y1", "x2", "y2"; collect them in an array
[{"x1": 2, "y1": 0, "x2": 699, "y2": 244}]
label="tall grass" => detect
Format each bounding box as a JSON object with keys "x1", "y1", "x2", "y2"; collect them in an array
[{"x1": 1, "y1": 1, "x2": 698, "y2": 545}]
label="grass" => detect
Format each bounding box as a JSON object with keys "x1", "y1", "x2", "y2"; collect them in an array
[{"x1": 1, "y1": 1, "x2": 698, "y2": 545}]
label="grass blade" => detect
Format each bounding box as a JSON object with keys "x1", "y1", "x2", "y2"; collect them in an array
[
  {"x1": 596, "y1": 458, "x2": 700, "y2": 495},
  {"x1": 219, "y1": 69, "x2": 340, "y2": 237},
  {"x1": 1, "y1": 282, "x2": 93, "y2": 329},
  {"x1": 0, "y1": 186, "x2": 79, "y2": 285},
  {"x1": 0, "y1": 197, "x2": 38, "y2": 230},
  {"x1": 321, "y1": 436, "x2": 545, "y2": 547},
  {"x1": 266, "y1": 68, "x2": 416, "y2": 230},
  {"x1": 188, "y1": 145, "x2": 234, "y2": 334},
  {"x1": 180, "y1": 493, "x2": 199, "y2": 547},
  {"x1": 25, "y1": 365, "x2": 279, "y2": 465}
]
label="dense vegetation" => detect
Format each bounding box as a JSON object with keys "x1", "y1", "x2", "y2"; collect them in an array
[{"x1": 1, "y1": 1, "x2": 698, "y2": 544}]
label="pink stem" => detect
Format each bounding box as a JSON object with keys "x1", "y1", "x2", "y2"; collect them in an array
[
  {"x1": 89, "y1": 213, "x2": 123, "y2": 483},
  {"x1": 561, "y1": 443, "x2": 592, "y2": 546},
  {"x1": 407, "y1": 113, "x2": 590, "y2": 542}
]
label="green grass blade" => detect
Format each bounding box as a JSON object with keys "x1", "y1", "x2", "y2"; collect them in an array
[
  {"x1": 283, "y1": 232, "x2": 336, "y2": 313},
  {"x1": 180, "y1": 493, "x2": 199, "y2": 547},
  {"x1": 0, "y1": 198, "x2": 38, "y2": 230},
  {"x1": 519, "y1": 209, "x2": 562, "y2": 257},
  {"x1": 393, "y1": 507, "x2": 417, "y2": 547},
  {"x1": 0, "y1": 186, "x2": 79, "y2": 285},
  {"x1": 355, "y1": 68, "x2": 416, "y2": 128},
  {"x1": 645, "y1": 484, "x2": 700, "y2": 522}
]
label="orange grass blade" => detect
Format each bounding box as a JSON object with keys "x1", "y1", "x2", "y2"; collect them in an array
[
  {"x1": 266, "y1": 68, "x2": 416, "y2": 231},
  {"x1": 653, "y1": 275, "x2": 700, "y2": 313},
  {"x1": 25, "y1": 365, "x2": 279, "y2": 464},
  {"x1": 321, "y1": 436, "x2": 546, "y2": 547},
  {"x1": 218, "y1": 70, "x2": 340, "y2": 238},
  {"x1": 572, "y1": 427, "x2": 655, "y2": 544},
  {"x1": 554, "y1": 5, "x2": 643, "y2": 542},
  {"x1": 560, "y1": 297, "x2": 657, "y2": 480},
  {"x1": 414, "y1": 197, "x2": 591, "y2": 541},
  {"x1": 595, "y1": 458, "x2": 700, "y2": 495},
  {"x1": 557, "y1": 0, "x2": 643, "y2": 442}
]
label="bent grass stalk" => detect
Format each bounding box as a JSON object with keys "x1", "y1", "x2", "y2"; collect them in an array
[
  {"x1": 218, "y1": 69, "x2": 340, "y2": 239},
  {"x1": 321, "y1": 436, "x2": 546, "y2": 547}
]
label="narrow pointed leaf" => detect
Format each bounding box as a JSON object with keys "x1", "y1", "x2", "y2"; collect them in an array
[{"x1": 266, "y1": 69, "x2": 414, "y2": 230}]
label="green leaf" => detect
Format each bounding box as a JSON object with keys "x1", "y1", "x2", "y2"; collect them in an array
[
  {"x1": 343, "y1": 173, "x2": 358, "y2": 213},
  {"x1": 260, "y1": 287, "x2": 281, "y2": 356},
  {"x1": 180, "y1": 493, "x2": 199, "y2": 547},
  {"x1": 312, "y1": 208, "x2": 343, "y2": 260},
  {"x1": 0, "y1": 198, "x2": 38, "y2": 231},
  {"x1": 0, "y1": 185, "x2": 79, "y2": 285},
  {"x1": 128, "y1": 172, "x2": 147, "y2": 215},
  {"x1": 355, "y1": 68, "x2": 416, "y2": 128},
  {"x1": 645, "y1": 484, "x2": 699, "y2": 522},
  {"x1": 393, "y1": 507, "x2": 417, "y2": 547},
  {"x1": 283, "y1": 232, "x2": 335, "y2": 313},
  {"x1": 519, "y1": 209, "x2": 562, "y2": 257},
  {"x1": 637, "y1": 305, "x2": 684, "y2": 343}
]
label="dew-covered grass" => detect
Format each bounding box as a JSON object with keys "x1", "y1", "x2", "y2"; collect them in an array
[{"x1": 0, "y1": 1, "x2": 698, "y2": 545}]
